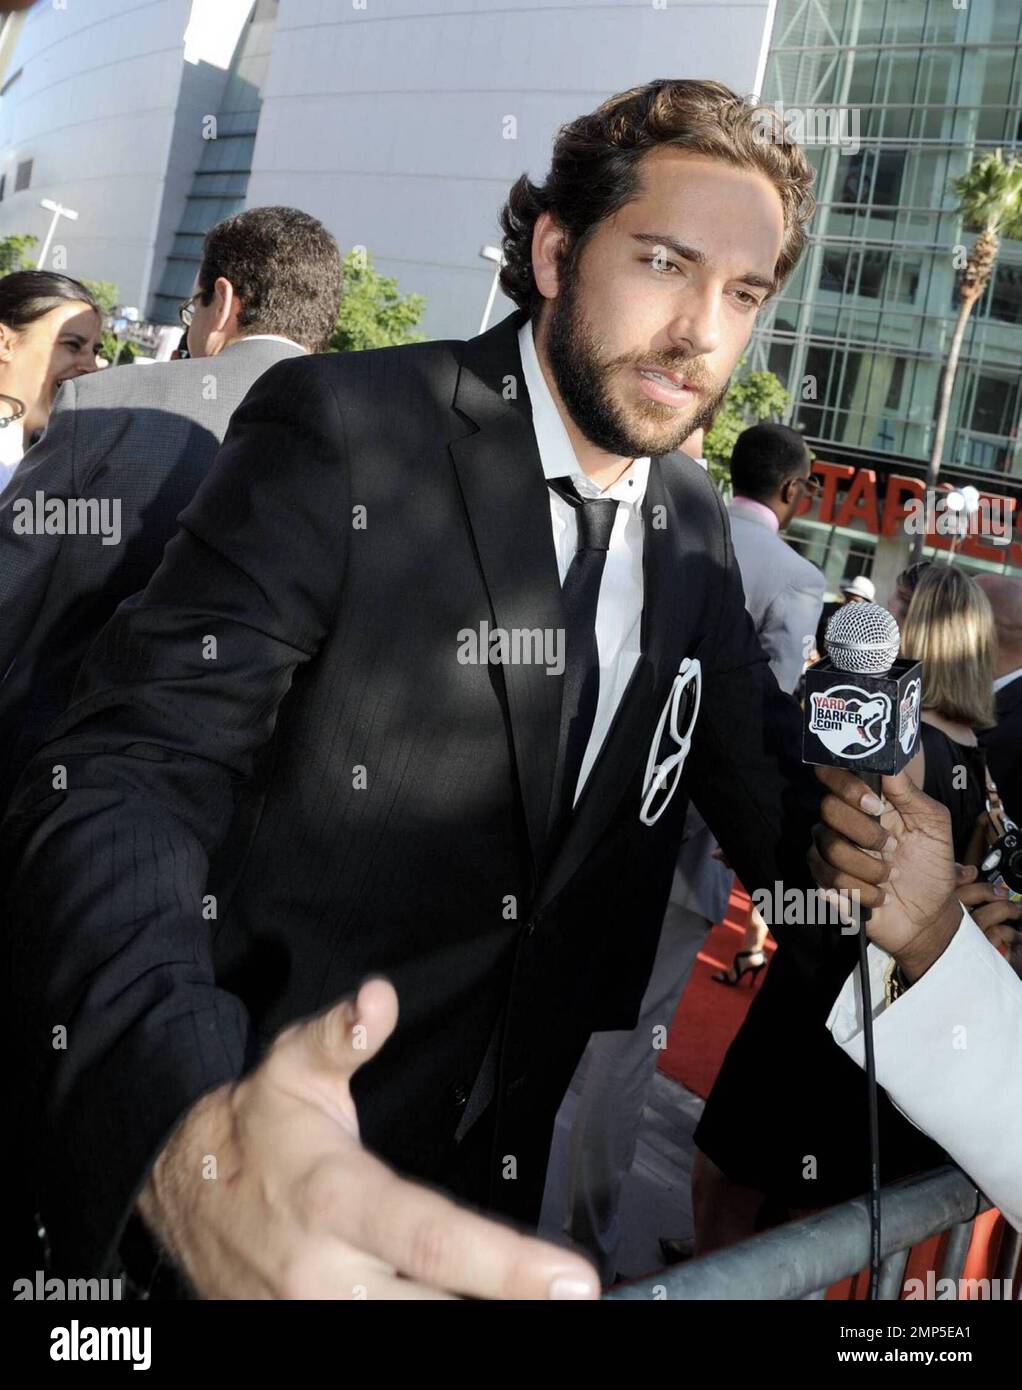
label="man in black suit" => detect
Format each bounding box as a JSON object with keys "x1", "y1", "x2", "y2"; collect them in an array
[
  {"x1": 5, "y1": 79, "x2": 827, "y2": 1300},
  {"x1": 0, "y1": 206, "x2": 343, "y2": 812},
  {"x1": 977, "y1": 573, "x2": 1022, "y2": 823}
]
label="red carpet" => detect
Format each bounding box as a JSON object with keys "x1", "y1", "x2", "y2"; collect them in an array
[{"x1": 657, "y1": 883, "x2": 775, "y2": 1099}]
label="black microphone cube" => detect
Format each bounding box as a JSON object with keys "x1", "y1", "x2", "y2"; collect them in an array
[{"x1": 802, "y1": 657, "x2": 923, "y2": 775}]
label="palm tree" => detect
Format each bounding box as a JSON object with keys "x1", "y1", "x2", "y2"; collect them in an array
[{"x1": 912, "y1": 150, "x2": 1022, "y2": 560}]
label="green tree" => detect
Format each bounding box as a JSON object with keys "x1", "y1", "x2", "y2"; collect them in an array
[
  {"x1": 329, "y1": 249, "x2": 426, "y2": 352},
  {"x1": 82, "y1": 279, "x2": 119, "y2": 315},
  {"x1": 914, "y1": 149, "x2": 1022, "y2": 559},
  {"x1": 703, "y1": 358, "x2": 793, "y2": 490},
  {"x1": 0, "y1": 233, "x2": 38, "y2": 274}
]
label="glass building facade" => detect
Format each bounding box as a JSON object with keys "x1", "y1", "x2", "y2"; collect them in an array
[{"x1": 750, "y1": 0, "x2": 1021, "y2": 588}]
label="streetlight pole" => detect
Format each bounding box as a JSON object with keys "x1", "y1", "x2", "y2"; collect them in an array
[
  {"x1": 478, "y1": 245, "x2": 504, "y2": 335},
  {"x1": 36, "y1": 198, "x2": 79, "y2": 269}
]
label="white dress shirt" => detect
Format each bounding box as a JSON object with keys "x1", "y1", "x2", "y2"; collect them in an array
[
  {"x1": 518, "y1": 321, "x2": 649, "y2": 804},
  {"x1": 827, "y1": 906, "x2": 1022, "y2": 1231},
  {"x1": 0, "y1": 416, "x2": 25, "y2": 497},
  {"x1": 234, "y1": 334, "x2": 306, "y2": 351},
  {"x1": 993, "y1": 667, "x2": 1022, "y2": 695}
]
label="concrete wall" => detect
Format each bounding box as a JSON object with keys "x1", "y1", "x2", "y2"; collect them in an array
[{"x1": 0, "y1": 0, "x2": 193, "y2": 307}]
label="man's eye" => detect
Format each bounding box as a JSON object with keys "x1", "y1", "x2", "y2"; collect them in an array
[
  {"x1": 649, "y1": 256, "x2": 679, "y2": 274},
  {"x1": 733, "y1": 290, "x2": 762, "y2": 307}
]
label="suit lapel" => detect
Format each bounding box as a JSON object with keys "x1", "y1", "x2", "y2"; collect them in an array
[
  {"x1": 448, "y1": 313, "x2": 565, "y2": 881},
  {"x1": 534, "y1": 453, "x2": 710, "y2": 912}
]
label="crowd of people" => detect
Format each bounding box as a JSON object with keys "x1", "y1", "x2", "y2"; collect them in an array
[{"x1": 1, "y1": 78, "x2": 1019, "y2": 1301}]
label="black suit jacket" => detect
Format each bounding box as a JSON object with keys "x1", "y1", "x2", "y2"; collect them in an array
[
  {"x1": 4, "y1": 312, "x2": 825, "y2": 1276},
  {"x1": 0, "y1": 337, "x2": 304, "y2": 809},
  {"x1": 979, "y1": 674, "x2": 1022, "y2": 825}
]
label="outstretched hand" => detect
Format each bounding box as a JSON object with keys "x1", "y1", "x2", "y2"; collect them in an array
[{"x1": 138, "y1": 978, "x2": 600, "y2": 1300}]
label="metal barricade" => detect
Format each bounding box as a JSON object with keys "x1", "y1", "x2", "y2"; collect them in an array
[{"x1": 604, "y1": 1165, "x2": 1020, "y2": 1300}]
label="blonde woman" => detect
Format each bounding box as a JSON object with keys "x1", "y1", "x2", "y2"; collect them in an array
[{"x1": 900, "y1": 564, "x2": 997, "y2": 863}]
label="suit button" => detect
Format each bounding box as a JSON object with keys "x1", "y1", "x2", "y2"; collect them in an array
[
  {"x1": 525, "y1": 919, "x2": 537, "y2": 937},
  {"x1": 506, "y1": 1073, "x2": 527, "y2": 1097},
  {"x1": 452, "y1": 1084, "x2": 468, "y2": 1107}
]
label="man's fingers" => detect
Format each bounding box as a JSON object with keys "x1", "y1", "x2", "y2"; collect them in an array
[
  {"x1": 316, "y1": 1151, "x2": 599, "y2": 1300},
  {"x1": 878, "y1": 768, "x2": 932, "y2": 812},
  {"x1": 294, "y1": 977, "x2": 399, "y2": 1080},
  {"x1": 277, "y1": 1244, "x2": 457, "y2": 1300},
  {"x1": 812, "y1": 824, "x2": 892, "y2": 886},
  {"x1": 954, "y1": 862, "x2": 979, "y2": 886},
  {"x1": 971, "y1": 898, "x2": 1022, "y2": 931},
  {"x1": 808, "y1": 844, "x2": 886, "y2": 910},
  {"x1": 982, "y1": 925, "x2": 1022, "y2": 953},
  {"x1": 818, "y1": 790, "x2": 896, "y2": 858},
  {"x1": 957, "y1": 879, "x2": 1008, "y2": 908},
  {"x1": 815, "y1": 764, "x2": 887, "y2": 816}
]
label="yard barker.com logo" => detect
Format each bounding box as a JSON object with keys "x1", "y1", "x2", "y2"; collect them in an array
[{"x1": 808, "y1": 685, "x2": 892, "y2": 760}]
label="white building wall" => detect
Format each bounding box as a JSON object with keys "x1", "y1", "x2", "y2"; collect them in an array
[
  {"x1": 0, "y1": 0, "x2": 193, "y2": 308},
  {"x1": 247, "y1": 0, "x2": 776, "y2": 340}
]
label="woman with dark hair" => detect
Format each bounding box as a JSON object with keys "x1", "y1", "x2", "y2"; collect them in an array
[{"x1": 0, "y1": 270, "x2": 102, "y2": 493}]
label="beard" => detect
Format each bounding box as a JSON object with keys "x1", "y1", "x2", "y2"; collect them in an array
[{"x1": 544, "y1": 262, "x2": 730, "y2": 460}]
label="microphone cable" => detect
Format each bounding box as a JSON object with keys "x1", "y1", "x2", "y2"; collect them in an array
[{"x1": 855, "y1": 822, "x2": 883, "y2": 1304}]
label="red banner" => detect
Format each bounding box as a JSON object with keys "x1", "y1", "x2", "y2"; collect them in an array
[{"x1": 795, "y1": 461, "x2": 1022, "y2": 567}]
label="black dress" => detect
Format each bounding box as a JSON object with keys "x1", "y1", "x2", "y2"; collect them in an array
[{"x1": 693, "y1": 723, "x2": 988, "y2": 1210}]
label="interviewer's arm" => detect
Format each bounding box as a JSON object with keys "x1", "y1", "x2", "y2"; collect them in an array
[
  {"x1": 827, "y1": 908, "x2": 1022, "y2": 1231},
  {"x1": 812, "y1": 765, "x2": 1022, "y2": 1233}
]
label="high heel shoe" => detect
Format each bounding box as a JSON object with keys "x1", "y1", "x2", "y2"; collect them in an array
[{"x1": 711, "y1": 949, "x2": 766, "y2": 987}]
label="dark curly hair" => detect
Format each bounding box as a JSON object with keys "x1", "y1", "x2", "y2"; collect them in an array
[
  {"x1": 198, "y1": 206, "x2": 342, "y2": 352},
  {"x1": 499, "y1": 79, "x2": 816, "y2": 316}
]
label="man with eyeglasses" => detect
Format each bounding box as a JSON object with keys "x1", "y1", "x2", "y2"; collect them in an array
[
  {"x1": 725, "y1": 421, "x2": 825, "y2": 698},
  {"x1": 0, "y1": 206, "x2": 341, "y2": 813}
]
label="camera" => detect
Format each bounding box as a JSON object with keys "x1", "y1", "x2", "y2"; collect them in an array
[{"x1": 980, "y1": 824, "x2": 1022, "y2": 905}]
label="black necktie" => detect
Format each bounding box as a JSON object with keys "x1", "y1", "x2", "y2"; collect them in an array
[{"x1": 548, "y1": 478, "x2": 620, "y2": 837}]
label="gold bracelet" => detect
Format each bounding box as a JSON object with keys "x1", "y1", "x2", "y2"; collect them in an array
[{"x1": 884, "y1": 957, "x2": 908, "y2": 1006}]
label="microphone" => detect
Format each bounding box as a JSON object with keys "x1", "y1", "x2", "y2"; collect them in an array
[
  {"x1": 802, "y1": 599, "x2": 923, "y2": 1303},
  {"x1": 803, "y1": 601, "x2": 922, "y2": 780}
]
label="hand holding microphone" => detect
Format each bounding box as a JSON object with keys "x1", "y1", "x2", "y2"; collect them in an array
[
  {"x1": 805, "y1": 600, "x2": 960, "y2": 980},
  {"x1": 806, "y1": 601, "x2": 1019, "y2": 978},
  {"x1": 810, "y1": 764, "x2": 964, "y2": 982}
]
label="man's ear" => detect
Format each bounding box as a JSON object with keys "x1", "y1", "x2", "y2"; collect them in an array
[
  {"x1": 531, "y1": 211, "x2": 569, "y2": 303},
  {"x1": 212, "y1": 277, "x2": 236, "y2": 332}
]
